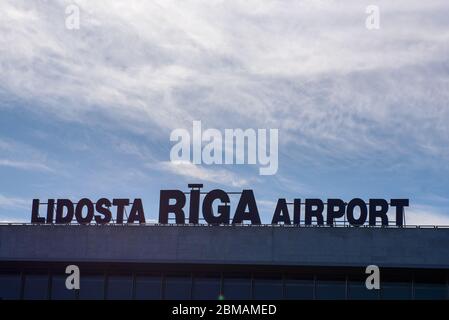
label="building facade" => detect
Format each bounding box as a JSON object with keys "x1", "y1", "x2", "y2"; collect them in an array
[{"x1": 1, "y1": 224, "x2": 449, "y2": 300}]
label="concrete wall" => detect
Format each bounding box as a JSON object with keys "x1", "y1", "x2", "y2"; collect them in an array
[{"x1": 1, "y1": 225, "x2": 449, "y2": 269}]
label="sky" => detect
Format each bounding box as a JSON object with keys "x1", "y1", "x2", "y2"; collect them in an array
[{"x1": 1, "y1": 0, "x2": 449, "y2": 224}]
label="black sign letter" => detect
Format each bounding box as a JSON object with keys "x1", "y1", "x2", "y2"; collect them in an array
[
  {"x1": 159, "y1": 190, "x2": 186, "y2": 224},
  {"x1": 232, "y1": 190, "x2": 261, "y2": 225}
]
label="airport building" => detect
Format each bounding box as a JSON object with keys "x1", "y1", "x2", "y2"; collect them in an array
[{"x1": 1, "y1": 223, "x2": 449, "y2": 300}]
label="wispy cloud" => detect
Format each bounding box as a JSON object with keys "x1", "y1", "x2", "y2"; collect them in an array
[
  {"x1": 0, "y1": 216, "x2": 28, "y2": 223},
  {"x1": 1, "y1": 0, "x2": 448, "y2": 166},
  {"x1": 406, "y1": 204, "x2": 449, "y2": 226},
  {"x1": 157, "y1": 161, "x2": 250, "y2": 187},
  {"x1": 0, "y1": 159, "x2": 53, "y2": 172},
  {"x1": 0, "y1": 138, "x2": 56, "y2": 173},
  {"x1": 0, "y1": 194, "x2": 29, "y2": 210}
]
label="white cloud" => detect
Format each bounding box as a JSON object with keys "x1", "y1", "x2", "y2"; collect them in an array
[
  {"x1": 405, "y1": 205, "x2": 449, "y2": 226},
  {"x1": 0, "y1": 138, "x2": 56, "y2": 173},
  {"x1": 157, "y1": 161, "x2": 250, "y2": 187},
  {"x1": 0, "y1": 215, "x2": 28, "y2": 223},
  {"x1": 0, "y1": 0, "x2": 449, "y2": 168},
  {"x1": 0, "y1": 159, "x2": 53, "y2": 172},
  {"x1": 0, "y1": 194, "x2": 29, "y2": 210},
  {"x1": 0, "y1": 216, "x2": 28, "y2": 223}
]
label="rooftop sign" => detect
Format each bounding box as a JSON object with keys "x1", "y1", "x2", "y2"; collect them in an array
[{"x1": 31, "y1": 184, "x2": 409, "y2": 227}]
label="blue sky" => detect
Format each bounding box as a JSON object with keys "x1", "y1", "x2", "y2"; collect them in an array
[{"x1": 1, "y1": 0, "x2": 449, "y2": 224}]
